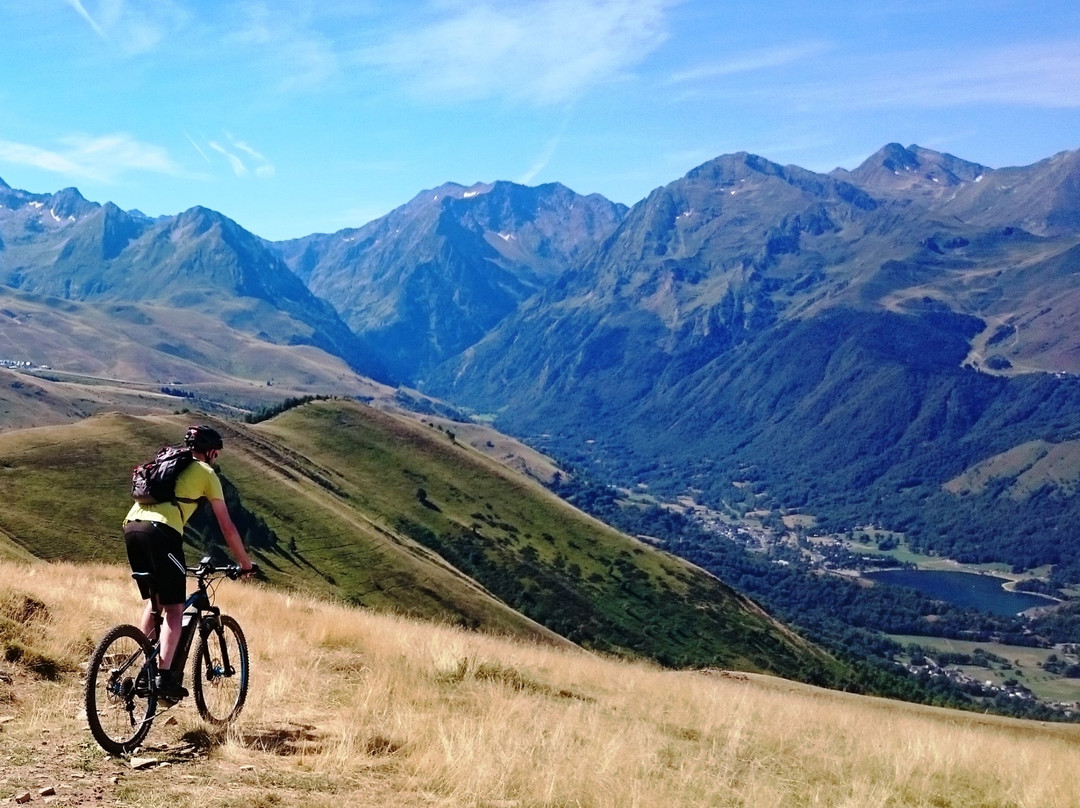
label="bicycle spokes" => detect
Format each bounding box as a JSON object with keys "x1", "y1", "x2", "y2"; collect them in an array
[
  {"x1": 191, "y1": 615, "x2": 249, "y2": 726},
  {"x1": 85, "y1": 625, "x2": 158, "y2": 754}
]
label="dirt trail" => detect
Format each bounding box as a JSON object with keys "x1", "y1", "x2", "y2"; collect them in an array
[
  {"x1": 0, "y1": 669, "x2": 406, "y2": 808},
  {"x1": 1, "y1": 674, "x2": 209, "y2": 806},
  {"x1": 0, "y1": 562, "x2": 419, "y2": 808}
]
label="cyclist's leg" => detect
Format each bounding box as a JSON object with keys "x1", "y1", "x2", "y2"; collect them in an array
[
  {"x1": 155, "y1": 600, "x2": 188, "y2": 702},
  {"x1": 124, "y1": 521, "x2": 188, "y2": 696},
  {"x1": 137, "y1": 599, "x2": 158, "y2": 642},
  {"x1": 125, "y1": 524, "x2": 161, "y2": 642},
  {"x1": 157, "y1": 603, "x2": 184, "y2": 669},
  {"x1": 148, "y1": 525, "x2": 188, "y2": 699}
]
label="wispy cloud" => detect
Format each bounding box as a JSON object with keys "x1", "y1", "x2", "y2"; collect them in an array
[
  {"x1": 185, "y1": 133, "x2": 211, "y2": 164},
  {"x1": 62, "y1": 0, "x2": 182, "y2": 56},
  {"x1": 517, "y1": 111, "x2": 575, "y2": 185},
  {"x1": 363, "y1": 0, "x2": 676, "y2": 105},
  {"x1": 668, "y1": 42, "x2": 833, "y2": 84},
  {"x1": 209, "y1": 142, "x2": 247, "y2": 177},
  {"x1": 518, "y1": 135, "x2": 562, "y2": 185},
  {"x1": 877, "y1": 40, "x2": 1080, "y2": 109},
  {"x1": 230, "y1": 138, "x2": 275, "y2": 178},
  {"x1": 0, "y1": 141, "x2": 85, "y2": 176},
  {"x1": 0, "y1": 133, "x2": 187, "y2": 182},
  {"x1": 225, "y1": 3, "x2": 342, "y2": 93},
  {"x1": 206, "y1": 134, "x2": 276, "y2": 179},
  {"x1": 64, "y1": 0, "x2": 108, "y2": 40},
  {"x1": 696, "y1": 38, "x2": 1080, "y2": 112}
]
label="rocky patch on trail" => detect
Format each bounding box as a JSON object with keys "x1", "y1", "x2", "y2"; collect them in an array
[{"x1": 0, "y1": 677, "x2": 213, "y2": 806}]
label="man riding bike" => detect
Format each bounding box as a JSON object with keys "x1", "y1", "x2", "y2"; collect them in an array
[{"x1": 122, "y1": 424, "x2": 255, "y2": 702}]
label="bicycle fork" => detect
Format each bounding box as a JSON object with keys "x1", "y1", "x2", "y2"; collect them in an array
[{"x1": 198, "y1": 612, "x2": 236, "y2": 680}]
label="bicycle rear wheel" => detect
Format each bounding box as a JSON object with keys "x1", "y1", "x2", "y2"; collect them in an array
[
  {"x1": 85, "y1": 624, "x2": 157, "y2": 755},
  {"x1": 190, "y1": 614, "x2": 249, "y2": 726}
]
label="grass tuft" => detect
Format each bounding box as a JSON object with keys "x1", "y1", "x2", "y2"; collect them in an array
[{"x1": 0, "y1": 588, "x2": 68, "y2": 679}]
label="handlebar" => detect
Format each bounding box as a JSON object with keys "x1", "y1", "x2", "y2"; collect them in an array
[{"x1": 187, "y1": 556, "x2": 259, "y2": 580}]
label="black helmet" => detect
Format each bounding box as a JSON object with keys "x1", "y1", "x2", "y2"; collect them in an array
[{"x1": 184, "y1": 424, "x2": 223, "y2": 452}]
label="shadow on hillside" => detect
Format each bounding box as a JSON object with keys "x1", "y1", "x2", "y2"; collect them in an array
[
  {"x1": 277, "y1": 548, "x2": 338, "y2": 585},
  {"x1": 180, "y1": 721, "x2": 404, "y2": 758}
]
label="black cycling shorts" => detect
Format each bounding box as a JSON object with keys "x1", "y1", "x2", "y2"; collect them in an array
[{"x1": 123, "y1": 521, "x2": 187, "y2": 605}]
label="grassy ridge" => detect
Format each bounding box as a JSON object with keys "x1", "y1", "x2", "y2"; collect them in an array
[
  {"x1": 0, "y1": 409, "x2": 559, "y2": 644},
  {"x1": 0, "y1": 400, "x2": 833, "y2": 679},
  {"x1": 253, "y1": 401, "x2": 832, "y2": 673},
  {"x1": 0, "y1": 288, "x2": 377, "y2": 406}
]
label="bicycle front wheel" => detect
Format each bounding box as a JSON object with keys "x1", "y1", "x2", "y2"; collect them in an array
[
  {"x1": 85, "y1": 624, "x2": 157, "y2": 755},
  {"x1": 190, "y1": 614, "x2": 249, "y2": 726}
]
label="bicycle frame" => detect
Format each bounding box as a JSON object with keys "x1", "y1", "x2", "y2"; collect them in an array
[
  {"x1": 167, "y1": 587, "x2": 230, "y2": 681},
  {"x1": 141, "y1": 565, "x2": 232, "y2": 685}
]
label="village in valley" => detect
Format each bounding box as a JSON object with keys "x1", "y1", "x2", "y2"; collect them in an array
[{"x1": 654, "y1": 492, "x2": 1080, "y2": 717}]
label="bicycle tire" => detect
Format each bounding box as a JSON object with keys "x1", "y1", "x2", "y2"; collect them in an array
[
  {"x1": 85, "y1": 624, "x2": 157, "y2": 755},
  {"x1": 190, "y1": 614, "x2": 249, "y2": 726}
]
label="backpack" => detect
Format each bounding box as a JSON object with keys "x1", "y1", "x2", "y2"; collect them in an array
[{"x1": 130, "y1": 445, "x2": 199, "y2": 505}]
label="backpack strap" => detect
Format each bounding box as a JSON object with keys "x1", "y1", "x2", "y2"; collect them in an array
[{"x1": 167, "y1": 449, "x2": 202, "y2": 506}]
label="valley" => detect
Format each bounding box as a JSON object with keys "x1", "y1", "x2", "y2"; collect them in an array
[
  {"x1": 889, "y1": 634, "x2": 1080, "y2": 705},
  {"x1": 3, "y1": 142, "x2": 1080, "y2": 722},
  {"x1": 553, "y1": 472, "x2": 1080, "y2": 718}
]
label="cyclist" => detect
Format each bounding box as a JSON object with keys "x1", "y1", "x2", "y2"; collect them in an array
[{"x1": 122, "y1": 424, "x2": 255, "y2": 702}]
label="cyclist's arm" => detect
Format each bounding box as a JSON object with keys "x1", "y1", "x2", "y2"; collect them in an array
[{"x1": 209, "y1": 497, "x2": 255, "y2": 572}]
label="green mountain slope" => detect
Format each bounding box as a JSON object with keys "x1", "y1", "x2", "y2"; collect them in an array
[{"x1": 0, "y1": 400, "x2": 835, "y2": 680}]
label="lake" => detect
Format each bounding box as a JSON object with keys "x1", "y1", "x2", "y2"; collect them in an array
[{"x1": 863, "y1": 569, "x2": 1057, "y2": 616}]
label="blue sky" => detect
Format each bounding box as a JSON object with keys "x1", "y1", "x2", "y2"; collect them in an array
[{"x1": 1, "y1": 0, "x2": 1078, "y2": 241}]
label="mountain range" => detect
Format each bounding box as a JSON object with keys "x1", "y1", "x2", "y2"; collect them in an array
[
  {"x1": 423, "y1": 145, "x2": 1080, "y2": 583},
  {"x1": 2, "y1": 143, "x2": 1080, "y2": 586}
]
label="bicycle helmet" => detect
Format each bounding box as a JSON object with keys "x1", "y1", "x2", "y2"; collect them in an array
[{"x1": 184, "y1": 424, "x2": 224, "y2": 452}]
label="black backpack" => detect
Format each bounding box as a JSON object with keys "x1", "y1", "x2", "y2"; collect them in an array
[{"x1": 130, "y1": 445, "x2": 199, "y2": 505}]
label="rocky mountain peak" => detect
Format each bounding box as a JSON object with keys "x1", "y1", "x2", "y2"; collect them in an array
[
  {"x1": 836, "y1": 143, "x2": 987, "y2": 197},
  {"x1": 272, "y1": 178, "x2": 627, "y2": 382},
  {"x1": 876, "y1": 142, "x2": 921, "y2": 172},
  {"x1": 174, "y1": 205, "x2": 240, "y2": 240},
  {"x1": 410, "y1": 182, "x2": 495, "y2": 206},
  {"x1": 684, "y1": 151, "x2": 785, "y2": 185},
  {"x1": 49, "y1": 187, "x2": 98, "y2": 220}
]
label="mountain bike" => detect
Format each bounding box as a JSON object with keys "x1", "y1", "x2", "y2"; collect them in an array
[{"x1": 84, "y1": 557, "x2": 250, "y2": 755}]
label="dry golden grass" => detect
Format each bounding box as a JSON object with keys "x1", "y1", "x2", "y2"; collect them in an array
[{"x1": 2, "y1": 559, "x2": 1079, "y2": 807}]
